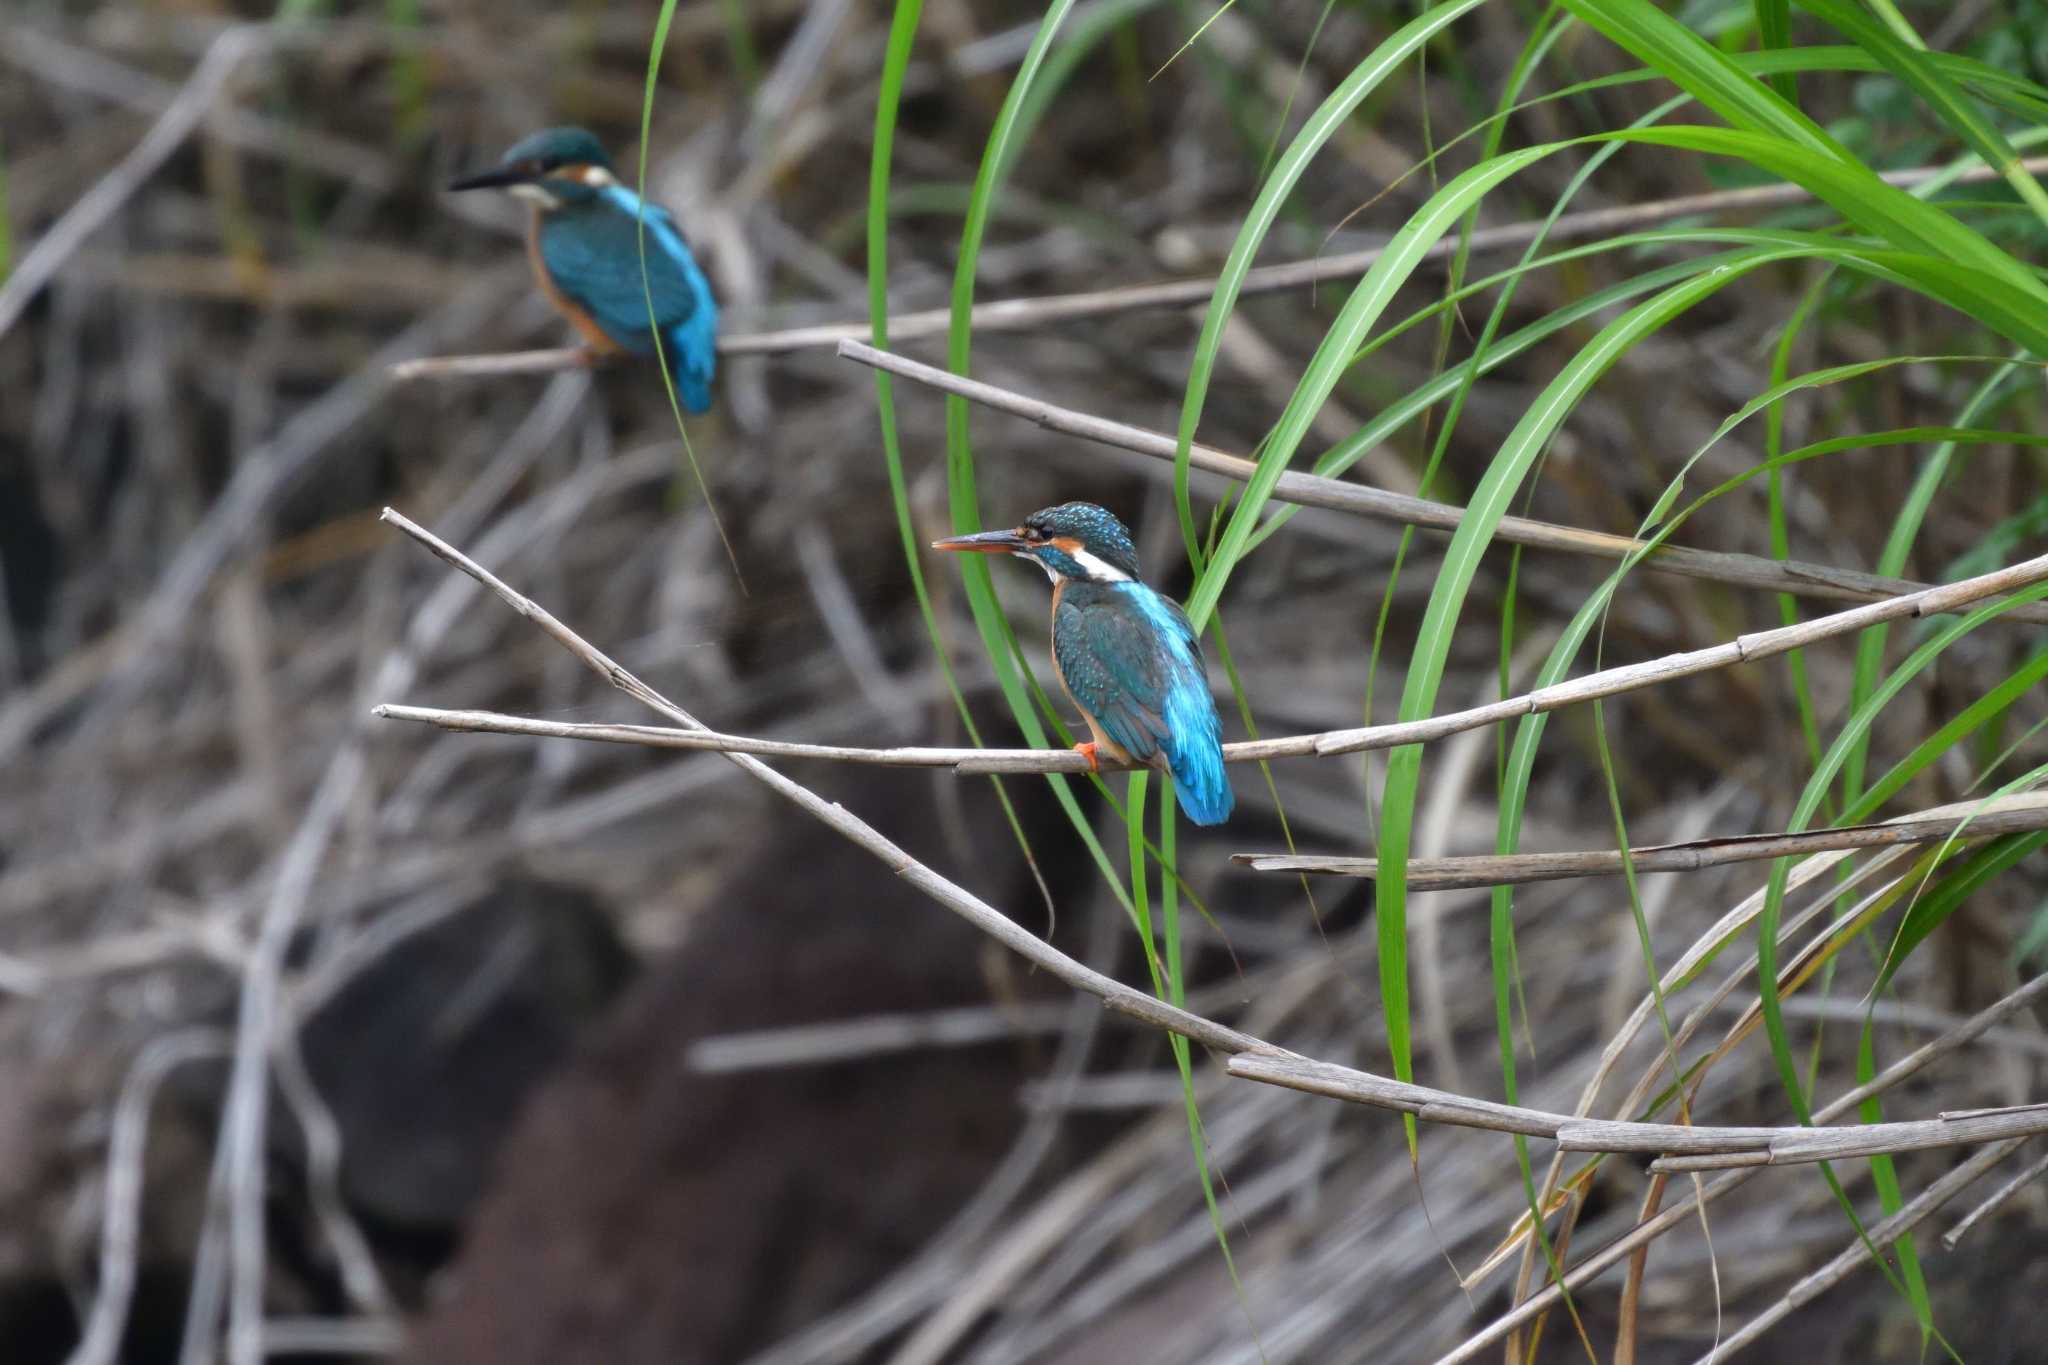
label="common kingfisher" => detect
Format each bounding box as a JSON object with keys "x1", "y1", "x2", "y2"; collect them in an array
[
  {"x1": 448, "y1": 126, "x2": 719, "y2": 412},
  {"x1": 934, "y1": 502, "x2": 1233, "y2": 825}
]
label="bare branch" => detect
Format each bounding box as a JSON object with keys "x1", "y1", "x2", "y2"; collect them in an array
[
  {"x1": 68, "y1": 1031, "x2": 231, "y2": 1365},
  {"x1": 375, "y1": 546, "x2": 2048, "y2": 776},
  {"x1": 1700, "y1": 1139, "x2": 2031, "y2": 1363},
  {"x1": 375, "y1": 506, "x2": 1271, "y2": 1059},
  {"x1": 0, "y1": 26, "x2": 265, "y2": 339},
  {"x1": 378, "y1": 507, "x2": 2045, "y2": 1170},
  {"x1": 377, "y1": 509, "x2": 2048, "y2": 1363},
  {"x1": 835, "y1": 340, "x2": 2048, "y2": 626},
  {"x1": 1435, "y1": 973, "x2": 2048, "y2": 1363},
  {"x1": 1940, "y1": 1145, "x2": 2048, "y2": 1250},
  {"x1": 1226, "y1": 1053, "x2": 2048, "y2": 1167},
  {"x1": 387, "y1": 154, "x2": 2048, "y2": 375},
  {"x1": 1234, "y1": 792, "x2": 2048, "y2": 886},
  {"x1": 388, "y1": 346, "x2": 614, "y2": 381}
]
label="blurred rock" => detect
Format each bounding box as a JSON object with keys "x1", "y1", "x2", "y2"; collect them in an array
[
  {"x1": 296, "y1": 876, "x2": 636, "y2": 1237},
  {"x1": 402, "y1": 777, "x2": 1088, "y2": 1365}
]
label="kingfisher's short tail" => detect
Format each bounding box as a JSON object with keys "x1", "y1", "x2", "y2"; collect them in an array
[
  {"x1": 663, "y1": 316, "x2": 717, "y2": 415},
  {"x1": 667, "y1": 284, "x2": 724, "y2": 413},
  {"x1": 1162, "y1": 697, "x2": 1233, "y2": 825}
]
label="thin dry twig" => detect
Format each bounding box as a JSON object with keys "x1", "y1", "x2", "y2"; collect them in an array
[
  {"x1": 1436, "y1": 973, "x2": 2048, "y2": 1363},
  {"x1": 1939, "y1": 1144, "x2": 2048, "y2": 1250},
  {"x1": 0, "y1": 26, "x2": 398, "y2": 194},
  {"x1": 1226, "y1": 1053, "x2": 2048, "y2": 1167},
  {"x1": 0, "y1": 25, "x2": 265, "y2": 339},
  {"x1": 374, "y1": 509, "x2": 2045, "y2": 1167},
  {"x1": 837, "y1": 340, "x2": 2048, "y2": 627},
  {"x1": 68, "y1": 1031, "x2": 230, "y2": 1365},
  {"x1": 373, "y1": 507, "x2": 1270, "y2": 1057},
  {"x1": 221, "y1": 753, "x2": 364, "y2": 1365},
  {"x1": 1700, "y1": 1139, "x2": 2030, "y2": 1363},
  {"x1": 1234, "y1": 792, "x2": 2048, "y2": 886},
  {"x1": 388, "y1": 346, "x2": 614, "y2": 381},
  {"x1": 387, "y1": 154, "x2": 2048, "y2": 375},
  {"x1": 372, "y1": 545, "x2": 2048, "y2": 774}
]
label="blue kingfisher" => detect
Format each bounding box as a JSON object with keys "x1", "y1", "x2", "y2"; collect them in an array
[
  {"x1": 448, "y1": 126, "x2": 719, "y2": 412},
  {"x1": 934, "y1": 502, "x2": 1233, "y2": 825}
]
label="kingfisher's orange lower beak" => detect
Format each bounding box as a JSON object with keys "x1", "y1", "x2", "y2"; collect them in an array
[{"x1": 931, "y1": 529, "x2": 1028, "y2": 554}]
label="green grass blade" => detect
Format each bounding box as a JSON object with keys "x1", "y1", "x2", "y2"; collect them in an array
[
  {"x1": 862, "y1": 0, "x2": 1068, "y2": 917},
  {"x1": 1752, "y1": 0, "x2": 1796, "y2": 105},
  {"x1": 1795, "y1": 0, "x2": 2048, "y2": 229},
  {"x1": 1379, "y1": 249, "x2": 1798, "y2": 1116},
  {"x1": 635, "y1": 0, "x2": 745, "y2": 584},
  {"x1": 1170, "y1": 0, "x2": 1491, "y2": 564},
  {"x1": 1843, "y1": 361, "x2": 2024, "y2": 804},
  {"x1": 1561, "y1": 0, "x2": 1844, "y2": 156}
]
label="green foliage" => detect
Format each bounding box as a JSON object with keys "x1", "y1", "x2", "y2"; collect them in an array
[{"x1": 847, "y1": 0, "x2": 2048, "y2": 1337}]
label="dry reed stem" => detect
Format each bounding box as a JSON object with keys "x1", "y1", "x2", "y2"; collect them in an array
[
  {"x1": 69, "y1": 1031, "x2": 231, "y2": 1365},
  {"x1": 373, "y1": 544, "x2": 2048, "y2": 774},
  {"x1": 1435, "y1": 972, "x2": 2048, "y2": 1363},
  {"x1": 0, "y1": 26, "x2": 268, "y2": 339},
  {"x1": 1235, "y1": 792, "x2": 2048, "y2": 886},
  {"x1": 837, "y1": 340, "x2": 2048, "y2": 627},
  {"x1": 1699, "y1": 1138, "x2": 2030, "y2": 1362},
  {"x1": 1939, "y1": 1145, "x2": 2048, "y2": 1250},
  {"x1": 375, "y1": 507, "x2": 2044, "y2": 1171},
  {"x1": 1227, "y1": 1054, "x2": 2048, "y2": 1167},
  {"x1": 386, "y1": 154, "x2": 2048, "y2": 376}
]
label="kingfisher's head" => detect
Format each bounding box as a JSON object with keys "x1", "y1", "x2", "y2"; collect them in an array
[
  {"x1": 448, "y1": 127, "x2": 617, "y2": 209},
  {"x1": 932, "y1": 501, "x2": 1141, "y2": 584}
]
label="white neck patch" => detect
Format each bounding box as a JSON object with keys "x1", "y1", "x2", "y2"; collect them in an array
[
  {"x1": 572, "y1": 164, "x2": 618, "y2": 187},
  {"x1": 1064, "y1": 543, "x2": 1132, "y2": 583},
  {"x1": 509, "y1": 182, "x2": 561, "y2": 210}
]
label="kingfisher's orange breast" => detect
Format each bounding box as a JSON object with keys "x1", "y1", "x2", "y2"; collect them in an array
[{"x1": 526, "y1": 208, "x2": 623, "y2": 354}]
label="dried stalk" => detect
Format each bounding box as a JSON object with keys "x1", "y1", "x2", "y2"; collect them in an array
[
  {"x1": 0, "y1": 26, "x2": 265, "y2": 339},
  {"x1": 387, "y1": 154, "x2": 2048, "y2": 375},
  {"x1": 1435, "y1": 972, "x2": 2048, "y2": 1363},
  {"x1": 1939, "y1": 1145, "x2": 2048, "y2": 1250},
  {"x1": 376, "y1": 507, "x2": 2044, "y2": 1173},
  {"x1": 1699, "y1": 1138, "x2": 2030, "y2": 1362},
  {"x1": 1226, "y1": 1054, "x2": 2048, "y2": 1166},
  {"x1": 837, "y1": 340, "x2": 2048, "y2": 627},
  {"x1": 1235, "y1": 792, "x2": 2048, "y2": 886},
  {"x1": 374, "y1": 547, "x2": 2048, "y2": 775}
]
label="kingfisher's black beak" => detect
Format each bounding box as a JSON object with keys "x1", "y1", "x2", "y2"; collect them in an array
[
  {"x1": 932, "y1": 528, "x2": 1029, "y2": 554},
  {"x1": 447, "y1": 166, "x2": 528, "y2": 192}
]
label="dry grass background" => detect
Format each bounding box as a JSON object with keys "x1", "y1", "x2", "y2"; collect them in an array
[{"x1": 2, "y1": 2, "x2": 2047, "y2": 1362}]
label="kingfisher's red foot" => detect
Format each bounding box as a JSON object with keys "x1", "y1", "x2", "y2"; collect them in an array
[{"x1": 1072, "y1": 741, "x2": 1102, "y2": 772}]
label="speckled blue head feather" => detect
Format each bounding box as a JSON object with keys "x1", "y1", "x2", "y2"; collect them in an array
[{"x1": 499, "y1": 127, "x2": 613, "y2": 172}]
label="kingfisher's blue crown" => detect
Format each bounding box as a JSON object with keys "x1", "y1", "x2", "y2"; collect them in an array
[
  {"x1": 1022, "y1": 502, "x2": 1142, "y2": 581},
  {"x1": 498, "y1": 126, "x2": 613, "y2": 173}
]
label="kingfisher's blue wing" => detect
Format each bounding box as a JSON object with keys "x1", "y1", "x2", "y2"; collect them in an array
[
  {"x1": 1053, "y1": 584, "x2": 1233, "y2": 824},
  {"x1": 538, "y1": 190, "x2": 719, "y2": 411}
]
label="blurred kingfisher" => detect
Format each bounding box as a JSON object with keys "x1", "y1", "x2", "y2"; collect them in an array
[
  {"x1": 934, "y1": 502, "x2": 1233, "y2": 825},
  {"x1": 448, "y1": 126, "x2": 719, "y2": 412}
]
